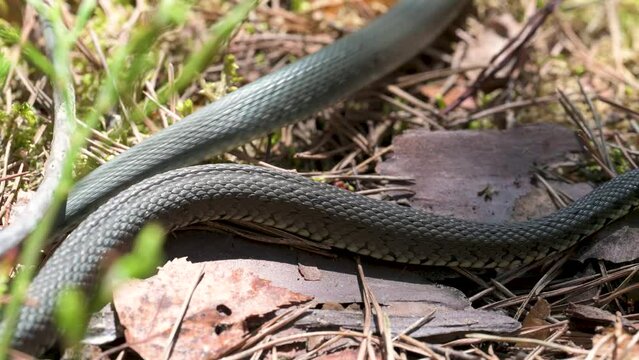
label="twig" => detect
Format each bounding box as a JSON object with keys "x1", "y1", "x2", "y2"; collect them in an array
[
  {"x1": 221, "y1": 330, "x2": 372, "y2": 360},
  {"x1": 466, "y1": 333, "x2": 589, "y2": 355},
  {"x1": 161, "y1": 265, "x2": 205, "y2": 360},
  {"x1": 444, "y1": 0, "x2": 560, "y2": 114}
]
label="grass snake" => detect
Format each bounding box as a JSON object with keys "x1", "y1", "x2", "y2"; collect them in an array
[{"x1": 7, "y1": 0, "x2": 639, "y2": 355}]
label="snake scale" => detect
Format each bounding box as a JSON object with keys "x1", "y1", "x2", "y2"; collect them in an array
[{"x1": 6, "y1": 0, "x2": 639, "y2": 356}]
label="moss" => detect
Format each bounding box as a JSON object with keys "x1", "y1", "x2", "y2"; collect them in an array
[
  {"x1": 176, "y1": 98, "x2": 194, "y2": 117},
  {"x1": 610, "y1": 147, "x2": 631, "y2": 174},
  {"x1": 468, "y1": 118, "x2": 496, "y2": 130},
  {"x1": 0, "y1": 103, "x2": 48, "y2": 171}
]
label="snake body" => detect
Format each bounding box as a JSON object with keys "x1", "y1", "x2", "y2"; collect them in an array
[
  {"x1": 7, "y1": 0, "x2": 639, "y2": 355},
  {"x1": 13, "y1": 164, "x2": 639, "y2": 353}
]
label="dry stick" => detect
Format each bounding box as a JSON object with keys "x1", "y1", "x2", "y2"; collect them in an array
[
  {"x1": 97, "y1": 320, "x2": 184, "y2": 360},
  {"x1": 378, "y1": 94, "x2": 443, "y2": 130},
  {"x1": 523, "y1": 324, "x2": 568, "y2": 360},
  {"x1": 394, "y1": 336, "x2": 443, "y2": 360},
  {"x1": 349, "y1": 146, "x2": 394, "y2": 176},
  {"x1": 14, "y1": 69, "x2": 52, "y2": 108},
  {"x1": 443, "y1": 0, "x2": 560, "y2": 114},
  {"x1": 230, "y1": 302, "x2": 315, "y2": 356},
  {"x1": 356, "y1": 334, "x2": 367, "y2": 360},
  {"x1": 295, "y1": 335, "x2": 347, "y2": 360},
  {"x1": 596, "y1": 261, "x2": 624, "y2": 313},
  {"x1": 577, "y1": 131, "x2": 616, "y2": 178},
  {"x1": 578, "y1": 80, "x2": 614, "y2": 172},
  {"x1": 355, "y1": 258, "x2": 394, "y2": 360},
  {"x1": 221, "y1": 330, "x2": 372, "y2": 360},
  {"x1": 399, "y1": 335, "x2": 481, "y2": 360},
  {"x1": 386, "y1": 85, "x2": 444, "y2": 122},
  {"x1": 0, "y1": 172, "x2": 30, "y2": 182},
  {"x1": 467, "y1": 333, "x2": 589, "y2": 355},
  {"x1": 161, "y1": 265, "x2": 205, "y2": 360},
  {"x1": 557, "y1": 89, "x2": 593, "y2": 142},
  {"x1": 597, "y1": 95, "x2": 639, "y2": 119},
  {"x1": 395, "y1": 66, "x2": 483, "y2": 88},
  {"x1": 605, "y1": 266, "x2": 639, "y2": 309},
  {"x1": 248, "y1": 335, "x2": 271, "y2": 360},
  {"x1": 534, "y1": 173, "x2": 570, "y2": 208},
  {"x1": 513, "y1": 252, "x2": 570, "y2": 321},
  {"x1": 355, "y1": 257, "x2": 375, "y2": 360},
  {"x1": 295, "y1": 144, "x2": 354, "y2": 160},
  {"x1": 557, "y1": 89, "x2": 616, "y2": 178},
  {"x1": 0, "y1": 139, "x2": 12, "y2": 197},
  {"x1": 595, "y1": 283, "x2": 639, "y2": 307},
  {"x1": 470, "y1": 252, "x2": 564, "y2": 305},
  {"x1": 519, "y1": 321, "x2": 569, "y2": 336},
  {"x1": 143, "y1": 90, "x2": 181, "y2": 122},
  {"x1": 454, "y1": 267, "x2": 510, "y2": 303},
  {"x1": 493, "y1": 265, "x2": 639, "y2": 310},
  {"x1": 488, "y1": 279, "x2": 518, "y2": 300},
  {"x1": 449, "y1": 95, "x2": 559, "y2": 127},
  {"x1": 58, "y1": 5, "x2": 100, "y2": 68},
  {"x1": 310, "y1": 174, "x2": 413, "y2": 182},
  {"x1": 356, "y1": 187, "x2": 414, "y2": 196},
  {"x1": 391, "y1": 311, "x2": 435, "y2": 341}
]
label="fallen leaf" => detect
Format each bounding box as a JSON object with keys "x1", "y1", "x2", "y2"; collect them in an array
[
  {"x1": 519, "y1": 299, "x2": 551, "y2": 345},
  {"x1": 113, "y1": 258, "x2": 312, "y2": 360},
  {"x1": 298, "y1": 263, "x2": 322, "y2": 281}
]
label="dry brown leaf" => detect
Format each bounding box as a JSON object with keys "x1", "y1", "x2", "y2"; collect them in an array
[
  {"x1": 113, "y1": 258, "x2": 312, "y2": 360},
  {"x1": 298, "y1": 263, "x2": 322, "y2": 281},
  {"x1": 519, "y1": 299, "x2": 551, "y2": 345}
]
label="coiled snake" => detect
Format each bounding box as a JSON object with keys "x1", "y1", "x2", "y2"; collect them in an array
[{"x1": 7, "y1": 0, "x2": 639, "y2": 355}]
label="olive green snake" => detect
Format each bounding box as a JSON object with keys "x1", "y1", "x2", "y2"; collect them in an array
[{"x1": 5, "y1": 0, "x2": 639, "y2": 356}]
